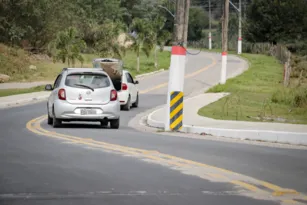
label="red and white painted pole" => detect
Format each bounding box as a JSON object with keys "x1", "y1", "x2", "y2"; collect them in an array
[
  {"x1": 237, "y1": 0, "x2": 242, "y2": 54},
  {"x1": 220, "y1": 51, "x2": 227, "y2": 84},
  {"x1": 165, "y1": 46, "x2": 186, "y2": 131},
  {"x1": 238, "y1": 37, "x2": 242, "y2": 54},
  {"x1": 208, "y1": 32, "x2": 212, "y2": 50}
]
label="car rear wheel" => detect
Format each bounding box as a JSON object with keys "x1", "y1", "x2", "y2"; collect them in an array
[
  {"x1": 110, "y1": 119, "x2": 120, "y2": 129},
  {"x1": 47, "y1": 104, "x2": 53, "y2": 125},
  {"x1": 132, "y1": 93, "x2": 139, "y2": 108},
  {"x1": 52, "y1": 107, "x2": 62, "y2": 128},
  {"x1": 122, "y1": 96, "x2": 131, "y2": 111}
]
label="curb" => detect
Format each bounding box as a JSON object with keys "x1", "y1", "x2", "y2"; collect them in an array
[
  {"x1": 147, "y1": 102, "x2": 307, "y2": 146},
  {"x1": 0, "y1": 94, "x2": 50, "y2": 109},
  {"x1": 135, "y1": 69, "x2": 165, "y2": 79}
]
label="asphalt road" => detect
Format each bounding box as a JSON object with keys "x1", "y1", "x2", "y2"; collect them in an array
[{"x1": 1, "y1": 51, "x2": 306, "y2": 205}]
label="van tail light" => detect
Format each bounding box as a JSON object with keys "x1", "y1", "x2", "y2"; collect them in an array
[
  {"x1": 110, "y1": 90, "x2": 117, "y2": 101},
  {"x1": 122, "y1": 83, "x2": 128, "y2": 90},
  {"x1": 58, "y1": 88, "x2": 66, "y2": 100}
]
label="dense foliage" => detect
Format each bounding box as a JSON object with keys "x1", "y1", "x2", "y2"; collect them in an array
[{"x1": 245, "y1": 0, "x2": 307, "y2": 55}]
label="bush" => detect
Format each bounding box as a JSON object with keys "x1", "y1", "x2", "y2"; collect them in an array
[{"x1": 271, "y1": 88, "x2": 307, "y2": 108}]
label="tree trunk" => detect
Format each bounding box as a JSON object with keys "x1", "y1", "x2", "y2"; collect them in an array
[
  {"x1": 154, "y1": 46, "x2": 158, "y2": 69},
  {"x1": 137, "y1": 51, "x2": 140, "y2": 72}
]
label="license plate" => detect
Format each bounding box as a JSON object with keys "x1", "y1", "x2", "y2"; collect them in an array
[{"x1": 81, "y1": 108, "x2": 97, "y2": 115}]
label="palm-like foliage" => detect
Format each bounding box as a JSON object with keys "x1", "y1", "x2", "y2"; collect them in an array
[
  {"x1": 94, "y1": 20, "x2": 128, "y2": 59},
  {"x1": 150, "y1": 16, "x2": 171, "y2": 69},
  {"x1": 129, "y1": 18, "x2": 154, "y2": 72},
  {"x1": 48, "y1": 27, "x2": 86, "y2": 67}
]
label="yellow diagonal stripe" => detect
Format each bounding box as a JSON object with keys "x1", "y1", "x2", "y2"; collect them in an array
[
  {"x1": 170, "y1": 92, "x2": 183, "y2": 107},
  {"x1": 170, "y1": 103, "x2": 183, "y2": 119},
  {"x1": 170, "y1": 114, "x2": 183, "y2": 129}
]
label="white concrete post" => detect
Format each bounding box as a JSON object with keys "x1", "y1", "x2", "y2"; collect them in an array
[
  {"x1": 165, "y1": 46, "x2": 186, "y2": 131},
  {"x1": 220, "y1": 52, "x2": 227, "y2": 84},
  {"x1": 208, "y1": 32, "x2": 212, "y2": 50}
]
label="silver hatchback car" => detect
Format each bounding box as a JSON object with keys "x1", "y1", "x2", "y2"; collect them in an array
[{"x1": 45, "y1": 68, "x2": 121, "y2": 128}]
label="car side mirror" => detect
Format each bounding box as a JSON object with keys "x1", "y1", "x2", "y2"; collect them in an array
[
  {"x1": 135, "y1": 80, "x2": 139, "y2": 84},
  {"x1": 45, "y1": 84, "x2": 53, "y2": 91}
]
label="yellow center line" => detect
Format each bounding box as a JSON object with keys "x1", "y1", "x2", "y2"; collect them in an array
[
  {"x1": 139, "y1": 55, "x2": 217, "y2": 94},
  {"x1": 231, "y1": 180, "x2": 259, "y2": 192},
  {"x1": 26, "y1": 116, "x2": 306, "y2": 202}
]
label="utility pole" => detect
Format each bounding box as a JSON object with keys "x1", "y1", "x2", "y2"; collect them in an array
[
  {"x1": 208, "y1": 0, "x2": 212, "y2": 50},
  {"x1": 220, "y1": 0, "x2": 229, "y2": 84},
  {"x1": 165, "y1": 0, "x2": 187, "y2": 131},
  {"x1": 173, "y1": 0, "x2": 185, "y2": 45},
  {"x1": 238, "y1": 0, "x2": 242, "y2": 54},
  {"x1": 183, "y1": 0, "x2": 190, "y2": 47}
]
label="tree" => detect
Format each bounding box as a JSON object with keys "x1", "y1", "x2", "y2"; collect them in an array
[
  {"x1": 188, "y1": 7, "x2": 209, "y2": 41},
  {"x1": 130, "y1": 18, "x2": 154, "y2": 72},
  {"x1": 150, "y1": 16, "x2": 170, "y2": 69},
  {"x1": 94, "y1": 20, "x2": 128, "y2": 58},
  {"x1": 245, "y1": 0, "x2": 307, "y2": 44},
  {"x1": 48, "y1": 27, "x2": 86, "y2": 67}
]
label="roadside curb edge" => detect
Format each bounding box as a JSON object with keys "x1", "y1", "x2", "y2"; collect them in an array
[{"x1": 146, "y1": 99, "x2": 307, "y2": 146}]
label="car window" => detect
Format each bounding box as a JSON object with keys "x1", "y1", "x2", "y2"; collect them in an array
[
  {"x1": 126, "y1": 73, "x2": 134, "y2": 83},
  {"x1": 65, "y1": 73, "x2": 110, "y2": 89},
  {"x1": 54, "y1": 75, "x2": 62, "y2": 88}
]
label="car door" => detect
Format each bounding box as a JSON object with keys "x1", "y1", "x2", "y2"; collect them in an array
[
  {"x1": 48, "y1": 74, "x2": 62, "y2": 114},
  {"x1": 125, "y1": 72, "x2": 137, "y2": 102}
]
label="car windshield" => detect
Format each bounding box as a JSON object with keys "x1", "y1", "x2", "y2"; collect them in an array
[{"x1": 65, "y1": 73, "x2": 110, "y2": 89}]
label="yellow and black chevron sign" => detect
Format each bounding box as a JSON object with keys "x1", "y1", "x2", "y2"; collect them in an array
[{"x1": 170, "y1": 91, "x2": 183, "y2": 131}]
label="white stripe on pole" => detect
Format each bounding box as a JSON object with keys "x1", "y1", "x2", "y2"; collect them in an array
[
  {"x1": 208, "y1": 32, "x2": 212, "y2": 50},
  {"x1": 238, "y1": 38, "x2": 242, "y2": 54},
  {"x1": 165, "y1": 46, "x2": 186, "y2": 131},
  {"x1": 220, "y1": 52, "x2": 227, "y2": 84}
]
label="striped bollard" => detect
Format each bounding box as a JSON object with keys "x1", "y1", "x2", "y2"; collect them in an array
[
  {"x1": 238, "y1": 37, "x2": 242, "y2": 54},
  {"x1": 220, "y1": 51, "x2": 227, "y2": 84},
  {"x1": 208, "y1": 32, "x2": 212, "y2": 50},
  {"x1": 165, "y1": 46, "x2": 186, "y2": 131}
]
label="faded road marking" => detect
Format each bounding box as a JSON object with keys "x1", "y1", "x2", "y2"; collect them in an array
[{"x1": 139, "y1": 55, "x2": 217, "y2": 94}]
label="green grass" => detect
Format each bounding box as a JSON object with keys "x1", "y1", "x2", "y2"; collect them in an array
[
  {"x1": 198, "y1": 53, "x2": 307, "y2": 124},
  {"x1": 123, "y1": 50, "x2": 171, "y2": 77},
  {"x1": 0, "y1": 43, "x2": 170, "y2": 82},
  {"x1": 0, "y1": 85, "x2": 45, "y2": 97},
  {"x1": 0, "y1": 44, "x2": 170, "y2": 97}
]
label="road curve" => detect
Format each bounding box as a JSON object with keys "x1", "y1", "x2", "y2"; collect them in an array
[{"x1": 1, "y1": 51, "x2": 306, "y2": 205}]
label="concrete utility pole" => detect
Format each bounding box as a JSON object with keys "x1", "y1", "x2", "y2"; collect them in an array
[
  {"x1": 220, "y1": 0, "x2": 229, "y2": 84},
  {"x1": 165, "y1": 0, "x2": 188, "y2": 131},
  {"x1": 208, "y1": 0, "x2": 212, "y2": 50},
  {"x1": 238, "y1": 0, "x2": 242, "y2": 54},
  {"x1": 173, "y1": 0, "x2": 185, "y2": 45},
  {"x1": 183, "y1": 0, "x2": 190, "y2": 47}
]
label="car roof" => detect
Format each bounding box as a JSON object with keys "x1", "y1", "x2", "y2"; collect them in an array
[{"x1": 62, "y1": 68, "x2": 108, "y2": 74}]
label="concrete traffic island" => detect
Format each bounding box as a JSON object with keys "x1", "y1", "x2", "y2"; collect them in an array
[{"x1": 147, "y1": 93, "x2": 307, "y2": 145}]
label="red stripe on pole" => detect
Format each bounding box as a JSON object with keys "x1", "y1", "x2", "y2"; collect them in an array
[
  {"x1": 208, "y1": 36, "x2": 211, "y2": 39},
  {"x1": 222, "y1": 52, "x2": 227, "y2": 56},
  {"x1": 171, "y1": 46, "x2": 186, "y2": 56},
  {"x1": 238, "y1": 37, "x2": 242, "y2": 40}
]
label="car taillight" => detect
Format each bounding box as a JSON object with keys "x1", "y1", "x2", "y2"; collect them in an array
[
  {"x1": 58, "y1": 88, "x2": 66, "y2": 100},
  {"x1": 122, "y1": 83, "x2": 128, "y2": 90},
  {"x1": 110, "y1": 90, "x2": 117, "y2": 101}
]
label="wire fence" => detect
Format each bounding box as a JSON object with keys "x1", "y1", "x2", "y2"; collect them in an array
[{"x1": 187, "y1": 38, "x2": 293, "y2": 87}]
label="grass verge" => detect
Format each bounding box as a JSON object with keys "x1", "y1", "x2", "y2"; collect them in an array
[
  {"x1": 0, "y1": 86, "x2": 45, "y2": 97},
  {"x1": 0, "y1": 44, "x2": 170, "y2": 82},
  {"x1": 198, "y1": 53, "x2": 307, "y2": 124}
]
